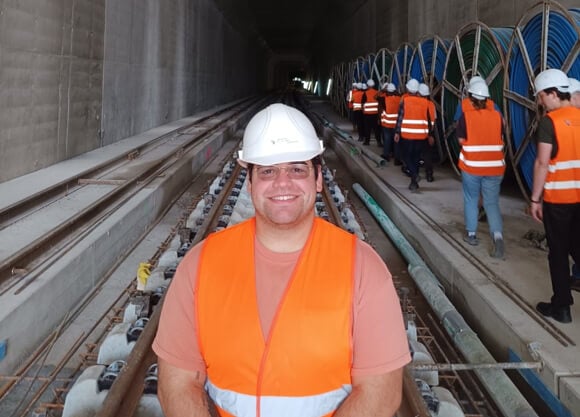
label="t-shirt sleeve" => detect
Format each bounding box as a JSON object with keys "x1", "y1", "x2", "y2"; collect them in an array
[
  {"x1": 351, "y1": 240, "x2": 411, "y2": 377},
  {"x1": 534, "y1": 116, "x2": 557, "y2": 158},
  {"x1": 152, "y1": 242, "x2": 207, "y2": 375}
]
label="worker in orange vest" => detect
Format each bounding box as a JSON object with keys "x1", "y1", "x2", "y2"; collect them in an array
[
  {"x1": 153, "y1": 103, "x2": 411, "y2": 416},
  {"x1": 456, "y1": 79, "x2": 505, "y2": 258},
  {"x1": 530, "y1": 69, "x2": 580, "y2": 324},
  {"x1": 378, "y1": 83, "x2": 401, "y2": 162}
]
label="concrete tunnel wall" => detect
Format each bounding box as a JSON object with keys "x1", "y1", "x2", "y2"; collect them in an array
[{"x1": 1, "y1": 0, "x2": 579, "y2": 182}]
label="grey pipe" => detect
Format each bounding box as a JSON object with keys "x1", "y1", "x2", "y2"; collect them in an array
[{"x1": 352, "y1": 182, "x2": 538, "y2": 417}]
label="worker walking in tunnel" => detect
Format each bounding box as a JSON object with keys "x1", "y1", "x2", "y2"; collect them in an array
[
  {"x1": 378, "y1": 82, "x2": 401, "y2": 162},
  {"x1": 153, "y1": 103, "x2": 411, "y2": 416},
  {"x1": 455, "y1": 79, "x2": 505, "y2": 258},
  {"x1": 530, "y1": 69, "x2": 580, "y2": 324},
  {"x1": 361, "y1": 79, "x2": 381, "y2": 146},
  {"x1": 394, "y1": 78, "x2": 433, "y2": 191},
  {"x1": 352, "y1": 82, "x2": 365, "y2": 141}
]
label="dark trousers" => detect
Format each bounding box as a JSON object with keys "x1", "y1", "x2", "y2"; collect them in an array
[
  {"x1": 401, "y1": 138, "x2": 426, "y2": 179},
  {"x1": 543, "y1": 202, "x2": 580, "y2": 306},
  {"x1": 382, "y1": 127, "x2": 395, "y2": 158},
  {"x1": 354, "y1": 111, "x2": 364, "y2": 139},
  {"x1": 421, "y1": 139, "x2": 434, "y2": 175},
  {"x1": 362, "y1": 113, "x2": 380, "y2": 144}
]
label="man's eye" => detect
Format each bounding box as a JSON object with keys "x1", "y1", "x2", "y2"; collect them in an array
[
  {"x1": 291, "y1": 166, "x2": 308, "y2": 175},
  {"x1": 260, "y1": 168, "x2": 275, "y2": 176}
]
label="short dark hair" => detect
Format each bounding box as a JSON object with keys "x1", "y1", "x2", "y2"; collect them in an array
[{"x1": 542, "y1": 87, "x2": 571, "y2": 101}]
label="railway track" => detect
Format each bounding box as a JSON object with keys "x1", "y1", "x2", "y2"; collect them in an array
[
  {"x1": 0, "y1": 98, "x2": 262, "y2": 295},
  {"x1": 0, "y1": 99, "x2": 536, "y2": 417}
]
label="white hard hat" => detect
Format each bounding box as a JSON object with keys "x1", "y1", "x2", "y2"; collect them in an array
[
  {"x1": 381, "y1": 83, "x2": 389, "y2": 91},
  {"x1": 418, "y1": 83, "x2": 430, "y2": 97},
  {"x1": 406, "y1": 78, "x2": 419, "y2": 93},
  {"x1": 386, "y1": 83, "x2": 397, "y2": 92},
  {"x1": 568, "y1": 77, "x2": 580, "y2": 94},
  {"x1": 352, "y1": 82, "x2": 357, "y2": 88},
  {"x1": 238, "y1": 103, "x2": 324, "y2": 167},
  {"x1": 361, "y1": 83, "x2": 368, "y2": 90},
  {"x1": 468, "y1": 79, "x2": 490, "y2": 100},
  {"x1": 534, "y1": 69, "x2": 570, "y2": 96},
  {"x1": 356, "y1": 82, "x2": 363, "y2": 89},
  {"x1": 468, "y1": 75, "x2": 486, "y2": 88},
  {"x1": 367, "y1": 79, "x2": 375, "y2": 88}
]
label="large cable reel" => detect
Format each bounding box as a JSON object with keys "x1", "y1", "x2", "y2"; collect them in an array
[
  {"x1": 371, "y1": 48, "x2": 394, "y2": 86},
  {"x1": 441, "y1": 22, "x2": 513, "y2": 175},
  {"x1": 391, "y1": 42, "x2": 415, "y2": 89},
  {"x1": 409, "y1": 35, "x2": 450, "y2": 163},
  {"x1": 329, "y1": 62, "x2": 351, "y2": 118},
  {"x1": 503, "y1": 0, "x2": 580, "y2": 199}
]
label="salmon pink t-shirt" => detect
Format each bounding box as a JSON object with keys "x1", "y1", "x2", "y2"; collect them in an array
[{"x1": 153, "y1": 236, "x2": 410, "y2": 378}]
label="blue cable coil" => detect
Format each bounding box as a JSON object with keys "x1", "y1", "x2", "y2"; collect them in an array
[
  {"x1": 409, "y1": 37, "x2": 450, "y2": 84},
  {"x1": 507, "y1": 7, "x2": 580, "y2": 193}
]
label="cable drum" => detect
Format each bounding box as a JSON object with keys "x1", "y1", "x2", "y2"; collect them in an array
[
  {"x1": 391, "y1": 42, "x2": 415, "y2": 89},
  {"x1": 503, "y1": 0, "x2": 580, "y2": 198},
  {"x1": 371, "y1": 47, "x2": 394, "y2": 85},
  {"x1": 329, "y1": 62, "x2": 351, "y2": 118},
  {"x1": 409, "y1": 35, "x2": 450, "y2": 163},
  {"x1": 441, "y1": 22, "x2": 513, "y2": 175}
]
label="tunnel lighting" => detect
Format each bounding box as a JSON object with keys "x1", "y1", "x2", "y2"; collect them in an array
[
  {"x1": 326, "y1": 79, "x2": 333, "y2": 96},
  {"x1": 314, "y1": 81, "x2": 319, "y2": 94}
]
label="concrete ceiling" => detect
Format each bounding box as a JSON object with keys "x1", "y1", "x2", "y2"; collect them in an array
[{"x1": 213, "y1": 0, "x2": 368, "y2": 53}]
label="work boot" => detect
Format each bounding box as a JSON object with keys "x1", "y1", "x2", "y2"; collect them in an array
[
  {"x1": 426, "y1": 172, "x2": 434, "y2": 182},
  {"x1": 463, "y1": 233, "x2": 479, "y2": 246},
  {"x1": 490, "y1": 237, "x2": 504, "y2": 259},
  {"x1": 408, "y1": 179, "x2": 419, "y2": 192},
  {"x1": 536, "y1": 302, "x2": 572, "y2": 323}
]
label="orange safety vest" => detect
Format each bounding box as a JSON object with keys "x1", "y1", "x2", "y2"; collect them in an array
[
  {"x1": 352, "y1": 90, "x2": 364, "y2": 111},
  {"x1": 543, "y1": 106, "x2": 580, "y2": 203},
  {"x1": 363, "y1": 88, "x2": 379, "y2": 114},
  {"x1": 196, "y1": 218, "x2": 355, "y2": 417},
  {"x1": 400, "y1": 95, "x2": 430, "y2": 140},
  {"x1": 458, "y1": 107, "x2": 505, "y2": 176},
  {"x1": 424, "y1": 98, "x2": 436, "y2": 122},
  {"x1": 347, "y1": 89, "x2": 354, "y2": 109},
  {"x1": 380, "y1": 95, "x2": 401, "y2": 128}
]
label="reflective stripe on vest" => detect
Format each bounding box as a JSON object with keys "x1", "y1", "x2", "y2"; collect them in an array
[
  {"x1": 206, "y1": 379, "x2": 352, "y2": 417},
  {"x1": 544, "y1": 107, "x2": 580, "y2": 203},
  {"x1": 196, "y1": 218, "x2": 355, "y2": 417},
  {"x1": 400, "y1": 95, "x2": 430, "y2": 140},
  {"x1": 380, "y1": 96, "x2": 400, "y2": 127},
  {"x1": 363, "y1": 88, "x2": 379, "y2": 114},
  {"x1": 352, "y1": 91, "x2": 364, "y2": 111},
  {"x1": 458, "y1": 106, "x2": 505, "y2": 176}
]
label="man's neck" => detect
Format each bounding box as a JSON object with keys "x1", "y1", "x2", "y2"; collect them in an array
[{"x1": 255, "y1": 217, "x2": 315, "y2": 253}]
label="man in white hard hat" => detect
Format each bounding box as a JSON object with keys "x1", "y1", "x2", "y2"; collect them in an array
[
  {"x1": 378, "y1": 83, "x2": 401, "y2": 162},
  {"x1": 153, "y1": 103, "x2": 411, "y2": 416},
  {"x1": 530, "y1": 68, "x2": 580, "y2": 323},
  {"x1": 394, "y1": 78, "x2": 434, "y2": 191}
]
